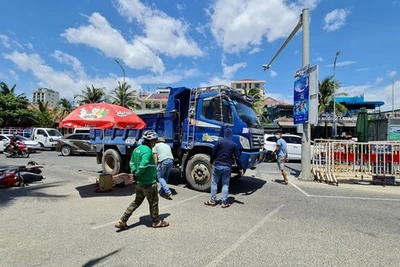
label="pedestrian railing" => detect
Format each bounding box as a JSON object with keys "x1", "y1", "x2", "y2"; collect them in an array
[{"x1": 312, "y1": 139, "x2": 400, "y2": 185}]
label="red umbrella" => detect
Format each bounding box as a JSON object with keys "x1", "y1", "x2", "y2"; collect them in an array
[{"x1": 59, "y1": 103, "x2": 146, "y2": 129}]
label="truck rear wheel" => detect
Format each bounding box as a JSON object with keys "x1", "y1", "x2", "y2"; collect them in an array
[
  {"x1": 102, "y1": 149, "x2": 122, "y2": 175},
  {"x1": 185, "y1": 153, "x2": 212, "y2": 192}
]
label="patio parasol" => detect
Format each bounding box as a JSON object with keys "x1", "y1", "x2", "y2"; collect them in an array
[{"x1": 59, "y1": 103, "x2": 146, "y2": 129}]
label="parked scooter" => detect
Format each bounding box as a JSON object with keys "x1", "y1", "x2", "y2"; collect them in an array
[{"x1": 4, "y1": 141, "x2": 30, "y2": 158}]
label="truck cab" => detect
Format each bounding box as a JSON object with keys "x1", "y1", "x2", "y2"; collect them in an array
[{"x1": 31, "y1": 128, "x2": 63, "y2": 149}]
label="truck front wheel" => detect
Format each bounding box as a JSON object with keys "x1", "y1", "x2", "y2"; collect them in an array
[
  {"x1": 185, "y1": 153, "x2": 212, "y2": 192},
  {"x1": 102, "y1": 149, "x2": 122, "y2": 175}
]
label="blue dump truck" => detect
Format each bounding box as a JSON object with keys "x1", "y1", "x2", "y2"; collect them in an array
[{"x1": 90, "y1": 85, "x2": 266, "y2": 192}]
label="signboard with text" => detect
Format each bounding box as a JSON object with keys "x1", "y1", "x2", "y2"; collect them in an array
[{"x1": 293, "y1": 65, "x2": 310, "y2": 124}]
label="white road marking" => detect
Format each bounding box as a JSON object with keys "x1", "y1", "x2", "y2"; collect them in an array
[
  {"x1": 92, "y1": 192, "x2": 206, "y2": 230},
  {"x1": 289, "y1": 182, "x2": 400, "y2": 202},
  {"x1": 205, "y1": 204, "x2": 285, "y2": 267},
  {"x1": 289, "y1": 182, "x2": 311, "y2": 197}
]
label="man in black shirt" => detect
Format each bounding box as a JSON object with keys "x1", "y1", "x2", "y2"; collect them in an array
[{"x1": 205, "y1": 128, "x2": 242, "y2": 208}]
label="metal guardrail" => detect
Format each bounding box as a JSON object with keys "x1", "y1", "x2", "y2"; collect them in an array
[{"x1": 312, "y1": 139, "x2": 400, "y2": 185}]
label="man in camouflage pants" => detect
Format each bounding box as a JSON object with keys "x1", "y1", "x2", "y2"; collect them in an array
[{"x1": 115, "y1": 130, "x2": 170, "y2": 229}]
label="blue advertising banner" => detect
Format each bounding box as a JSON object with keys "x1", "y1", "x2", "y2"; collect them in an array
[{"x1": 293, "y1": 65, "x2": 310, "y2": 124}]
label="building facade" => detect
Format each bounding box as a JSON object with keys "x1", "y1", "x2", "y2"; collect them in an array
[
  {"x1": 32, "y1": 88, "x2": 60, "y2": 107},
  {"x1": 231, "y1": 79, "x2": 266, "y2": 98},
  {"x1": 140, "y1": 88, "x2": 170, "y2": 110}
]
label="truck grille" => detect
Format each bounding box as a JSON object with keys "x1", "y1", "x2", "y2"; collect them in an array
[{"x1": 250, "y1": 128, "x2": 265, "y2": 149}]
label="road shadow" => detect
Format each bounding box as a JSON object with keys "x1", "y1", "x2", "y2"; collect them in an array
[
  {"x1": 115, "y1": 213, "x2": 171, "y2": 232},
  {"x1": 273, "y1": 179, "x2": 289, "y2": 185},
  {"x1": 0, "y1": 181, "x2": 68, "y2": 206},
  {"x1": 285, "y1": 165, "x2": 301, "y2": 178},
  {"x1": 82, "y1": 249, "x2": 122, "y2": 267},
  {"x1": 75, "y1": 183, "x2": 135, "y2": 198},
  {"x1": 229, "y1": 175, "x2": 267, "y2": 196}
]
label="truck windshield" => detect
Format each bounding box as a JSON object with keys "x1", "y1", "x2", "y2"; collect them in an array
[
  {"x1": 233, "y1": 100, "x2": 262, "y2": 128},
  {"x1": 47, "y1": 129, "x2": 63, "y2": 136}
]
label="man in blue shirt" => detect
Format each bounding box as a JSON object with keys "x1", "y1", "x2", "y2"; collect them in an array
[
  {"x1": 272, "y1": 129, "x2": 288, "y2": 185},
  {"x1": 205, "y1": 128, "x2": 242, "y2": 208}
]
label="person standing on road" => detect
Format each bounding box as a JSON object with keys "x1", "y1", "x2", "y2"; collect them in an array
[
  {"x1": 205, "y1": 128, "x2": 242, "y2": 208},
  {"x1": 115, "y1": 130, "x2": 169, "y2": 230},
  {"x1": 272, "y1": 129, "x2": 288, "y2": 185},
  {"x1": 153, "y1": 137, "x2": 174, "y2": 200}
]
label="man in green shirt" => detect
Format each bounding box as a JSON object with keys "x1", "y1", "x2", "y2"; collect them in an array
[{"x1": 115, "y1": 130, "x2": 170, "y2": 230}]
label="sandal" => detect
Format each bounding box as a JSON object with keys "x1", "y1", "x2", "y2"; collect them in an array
[
  {"x1": 152, "y1": 220, "x2": 170, "y2": 228},
  {"x1": 166, "y1": 193, "x2": 173, "y2": 200},
  {"x1": 221, "y1": 203, "x2": 231, "y2": 208},
  {"x1": 283, "y1": 180, "x2": 288, "y2": 185},
  {"x1": 115, "y1": 220, "x2": 128, "y2": 230},
  {"x1": 204, "y1": 200, "x2": 217, "y2": 206}
]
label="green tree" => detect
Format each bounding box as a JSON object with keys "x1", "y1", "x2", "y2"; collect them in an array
[
  {"x1": 0, "y1": 93, "x2": 36, "y2": 127},
  {"x1": 0, "y1": 82, "x2": 25, "y2": 98},
  {"x1": 75, "y1": 85, "x2": 106, "y2": 105},
  {"x1": 56, "y1": 98, "x2": 73, "y2": 121},
  {"x1": 110, "y1": 82, "x2": 141, "y2": 109},
  {"x1": 31, "y1": 100, "x2": 57, "y2": 128},
  {"x1": 243, "y1": 87, "x2": 267, "y2": 122},
  {"x1": 318, "y1": 76, "x2": 348, "y2": 137}
]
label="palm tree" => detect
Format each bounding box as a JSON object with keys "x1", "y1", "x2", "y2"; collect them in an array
[
  {"x1": 74, "y1": 85, "x2": 106, "y2": 105},
  {"x1": 110, "y1": 81, "x2": 141, "y2": 109},
  {"x1": 318, "y1": 76, "x2": 348, "y2": 137},
  {"x1": 0, "y1": 82, "x2": 25, "y2": 98},
  {"x1": 56, "y1": 98, "x2": 73, "y2": 121},
  {"x1": 31, "y1": 100, "x2": 58, "y2": 127},
  {"x1": 243, "y1": 87, "x2": 266, "y2": 122}
]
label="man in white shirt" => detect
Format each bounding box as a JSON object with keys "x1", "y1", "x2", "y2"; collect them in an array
[{"x1": 153, "y1": 137, "x2": 174, "y2": 199}]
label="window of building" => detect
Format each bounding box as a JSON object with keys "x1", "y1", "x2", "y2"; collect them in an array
[
  {"x1": 145, "y1": 103, "x2": 152, "y2": 109},
  {"x1": 153, "y1": 103, "x2": 160, "y2": 109},
  {"x1": 162, "y1": 104, "x2": 166, "y2": 109},
  {"x1": 236, "y1": 84, "x2": 242, "y2": 89},
  {"x1": 254, "y1": 83, "x2": 260, "y2": 89},
  {"x1": 201, "y1": 98, "x2": 233, "y2": 124}
]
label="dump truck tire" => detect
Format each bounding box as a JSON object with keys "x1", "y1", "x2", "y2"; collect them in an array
[
  {"x1": 185, "y1": 153, "x2": 212, "y2": 192},
  {"x1": 102, "y1": 149, "x2": 122, "y2": 175}
]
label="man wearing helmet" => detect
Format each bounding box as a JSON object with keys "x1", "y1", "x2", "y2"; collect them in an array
[{"x1": 115, "y1": 130, "x2": 170, "y2": 230}]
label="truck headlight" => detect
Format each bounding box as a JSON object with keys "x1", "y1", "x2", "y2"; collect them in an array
[
  {"x1": 49, "y1": 138, "x2": 54, "y2": 142},
  {"x1": 239, "y1": 136, "x2": 250, "y2": 149}
]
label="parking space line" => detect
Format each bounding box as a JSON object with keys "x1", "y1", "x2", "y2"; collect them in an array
[
  {"x1": 92, "y1": 192, "x2": 206, "y2": 230},
  {"x1": 205, "y1": 204, "x2": 285, "y2": 267},
  {"x1": 289, "y1": 182, "x2": 311, "y2": 197},
  {"x1": 289, "y1": 182, "x2": 400, "y2": 202}
]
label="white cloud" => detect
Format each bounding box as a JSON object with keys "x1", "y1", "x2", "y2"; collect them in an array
[
  {"x1": 387, "y1": 70, "x2": 397, "y2": 78},
  {"x1": 323, "y1": 8, "x2": 351, "y2": 32},
  {"x1": 356, "y1": 68, "x2": 368, "y2": 72},
  {"x1": 51, "y1": 50, "x2": 86, "y2": 78},
  {"x1": 269, "y1": 70, "x2": 277, "y2": 78},
  {"x1": 265, "y1": 93, "x2": 291, "y2": 104},
  {"x1": 9, "y1": 70, "x2": 19, "y2": 81},
  {"x1": 208, "y1": 0, "x2": 320, "y2": 53},
  {"x1": 176, "y1": 2, "x2": 186, "y2": 12},
  {"x1": 315, "y1": 56, "x2": 323, "y2": 62},
  {"x1": 26, "y1": 43, "x2": 34, "y2": 50},
  {"x1": 327, "y1": 61, "x2": 356, "y2": 67},
  {"x1": 114, "y1": 0, "x2": 203, "y2": 58},
  {"x1": 136, "y1": 68, "x2": 199, "y2": 84},
  {"x1": 200, "y1": 55, "x2": 247, "y2": 86},
  {"x1": 375, "y1": 77, "x2": 383, "y2": 84},
  {"x1": 249, "y1": 47, "x2": 261, "y2": 54},
  {"x1": 294, "y1": 49, "x2": 299, "y2": 55},
  {"x1": 0, "y1": 34, "x2": 10, "y2": 48},
  {"x1": 3, "y1": 50, "x2": 142, "y2": 99},
  {"x1": 61, "y1": 12, "x2": 165, "y2": 73}
]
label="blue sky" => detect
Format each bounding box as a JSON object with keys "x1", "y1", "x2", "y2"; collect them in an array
[{"x1": 0, "y1": 0, "x2": 399, "y2": 111}]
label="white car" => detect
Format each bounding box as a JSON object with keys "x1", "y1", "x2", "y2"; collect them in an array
[
  {"x1": 0, "y1": 134, "x2": 42, "y2": 153},
  {"x1": 264, "y1": 134, "x2": 314, "y2": 161},
  {"x1": 0, "y1": 138, "x2": 4, "y2": 153}
]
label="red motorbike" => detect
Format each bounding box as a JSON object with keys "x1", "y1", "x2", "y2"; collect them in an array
[{"x1": 4, "y1": 141, "x2": 30, "y2": 158}]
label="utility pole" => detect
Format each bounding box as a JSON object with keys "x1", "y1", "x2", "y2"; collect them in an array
[
  {"x1": 393, "y1": 78, "x2": 395, "y2": 118},
  {"x1": 114, "y1": 59, "x2": 126, "y2": 107},
  {"x1": 299, "y1": 8, "x2": 312, "y2": 180},
  {"x1": 332, "y1": 51, "x2": 340, "y2": 137}
]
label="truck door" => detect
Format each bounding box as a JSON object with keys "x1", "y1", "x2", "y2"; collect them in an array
[
  {"x1": 196, "y1": 97, "x2": 233, "y2": 142},
  {"x1": 35, "y1": 129, "x2": 47, "y2": 145}
]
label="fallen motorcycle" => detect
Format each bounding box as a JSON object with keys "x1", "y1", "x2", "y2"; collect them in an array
[
  {"x1": 0, "y1": 162, "x2": 45, "y2": 188},
  {"x1": 4, "y1": 141, "x2": 30, "y2": 158}
]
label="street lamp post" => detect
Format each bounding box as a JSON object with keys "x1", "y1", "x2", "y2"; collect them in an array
[
  {"x1": 333, "y1": 51, "x2": 340, "y2": 137},
  {"x1": 393, "y1": 78, "x2": 396, "y2": 118},
  {"x1": 114, "y1": 59, "x2": 126, "y2": 107}
]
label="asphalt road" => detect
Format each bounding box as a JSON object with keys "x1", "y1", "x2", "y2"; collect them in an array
[{"x1": 1, "y1": 151, "x2": 400, "y2": 267}]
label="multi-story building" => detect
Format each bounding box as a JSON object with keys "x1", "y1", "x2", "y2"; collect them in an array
[
  {"x1": 230, "y1": 79, "x2": 266, "y2": 98},
  {"x1": 32, "y1": 88, "x2": 60, "y2": 108}
]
